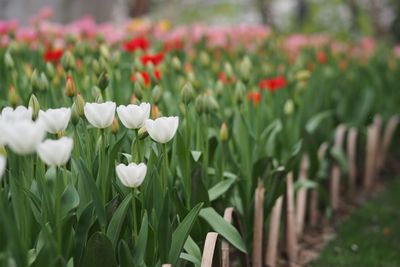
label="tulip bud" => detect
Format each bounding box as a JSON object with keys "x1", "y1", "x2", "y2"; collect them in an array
[
  {"x1": 65, "y1": 75, "x2": 75, "y2": 98},
  {"x1": 130, "y1": 94, "x2": 140, "y2": 105},
  {"x1": 8, "y1": 85, "x2": 20, "y2": 107},
  {"x1": 111, "y1": 51, "x2": 121, "y2": 66},
  {"x1": 40, "y1": 72, "x2": 49, "y2": 91},
  {"x1": 138, "y1": 126, "x2": 149, "y2": 140},
  {"x1": 181, "y1": 82, "x2": 195, "y2": 104},
  {"x1": 74, "y1": 93, "x2": 85, "y2": 117},
  {"x1": 92, "y1": 59, "x2": 102, "y2": 76},
  {"x1": 151, "y1": 85, "x2": 163, "y2": 104},
  {"x1": 97, "y1": 71, "x2": 109, "y2": 91},
  {"x1": 205, "y1": 94, "x2": 219, "y2": 113},
  {"x1": 284, "y1": 99, "x2": 294, "y2": 116},
  {"x1": 215, "y1": 80, "x2": 224, "y2": 97},
  {"x1": 234, "y1": 82, "x2": 245, "y2": 104},
  {"x1": 31, "y1": 69, "x2": 41, "y2": 92},
  {"x1": 61, "y1": 50, "x2": 76, "y2": 71},
  {"x1": 195, "y1": 94, "x2": 207, "y2": 114},
  {"x1": 134, "y1": 58, "x2": 144, "y2": 71},
  {"x1": 29, "y1": 94, "x2": 40, "y2": 120},
  {"x1": 134, "y1": 82, "x2": 144, "y2": 100},
  {"x1": 46, "y1": 62, "x2": 56, "y2": 79},
  {"x1": 111, "y1": 117, "x2": 119, "y2": 134},
  {"x1": 100, "y1": 44, "x2": 110, "y2": 60},
  {"x1": 172, "y1": 56, "x2": 182, "y2": 71},
  {"x1": 295, "y1": 70, "x2": 311, "y2": 81},
  {"x1": 151, "y1": 105, "x2": 161, "y2": 119},
  {"x1": 219, "y1": 122, "x2": 228, "y2": 142},
  {"x1": 71, "y1": 103, "x2": 80, "y2": 125},
  {"x1": 95, "y1": 91, "x2": 104, "y2": 103},
  {"x1": 4, "y1": 51, "x2": 14, "y2": 69},
  {"x1": 224, "y1": 62, "x2": 233, "y2": 80},
  {"x1": 240, "y1": 56, "x2": 252, "y2": 82},
  {"x1": 200, "y1": 51, "x2": 210, "y2": 67}
]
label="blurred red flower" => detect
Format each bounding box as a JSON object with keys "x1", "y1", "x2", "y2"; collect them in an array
[
  {"x1": 123, "y1": 37, "x2": 149, "y2": 52},
  {"x1": 43, "y1": 49, "x2": 63, "y2": 62},
  {"x1": 247, "y1": 91, "x2": 261, "y2": 106},
  {"x1": 317, "y1": 51, "x2": 328, "y2": 64},
  {"x1": 140, "y1": 52, "x2": 164, "y2": 65},
  {"x1": 219, "y1": 72, "x2": 235, "y2": 85},
  {"x1": 154, "y1": 69, "x2": 162, "y2": 80},
  {"x1": 259, "y1": 76, "x2": 287, "y2": 92}
]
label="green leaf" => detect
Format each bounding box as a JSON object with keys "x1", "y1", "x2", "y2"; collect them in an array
[
  {"x1": 118, "y1": 240, "x2": 133, "y2": 267},
  {"x1": 133, "y1": 212, "x2": 149, "y2": 266},
  {"x1": 81, "y1": 232, "x2": 118, "y2": 267},
  {"x1": 199, "y1": 207, "x2": 246, "y2": 253},
  {"x1": 294, "y1": 179, "x2": 317, "y2": 191},
  {"x1": 330, "y1": 147, "x2": 348, "y2": 173},
  {"x1": 61, "y1": 185, "x2": 80, "y2": 218},
  {"x1": 168, "y1": 203, "x2": 204, "y2": 266},
  {"x1": 82, "y1": 232, "x2": 117, "y2": 267},
  {"x1": 106, "y1": 194, "x2": 132, "y2": 249},
  {"x1": 183, "y1": 235, "x2": 201, "y2": 266},
  {"x1": 306, "y1": 110, "x2": 332, "y2": 134},
  {"x1": 75, "y1": 159, "x2": 107, "y2": 229},
  {"x1": 180, "y1": 252, "x2": 201, "y2": 266},
  {"x1": 73, "y1": 202, "x2": 94, "y2": 267},
  {"x1": 208, "y1": 176, "x2": 237, "y2": 201},
  {"x1": 191, "y1": 150, "x2": 202, "y2": 162}
]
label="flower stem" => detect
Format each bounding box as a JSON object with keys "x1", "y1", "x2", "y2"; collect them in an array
[
  {"x1": 162, "y1": 144, "x2": 169, "y2": 193},
  {"x1": 131, "y1": 189, "x2": 138, "y2": 242}
]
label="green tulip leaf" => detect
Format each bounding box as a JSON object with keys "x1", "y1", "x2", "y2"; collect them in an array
[
  {"x1": 61, "y1": 185, "x2": 80, "y2": 218},
  {"x1": 81, "y1": 232, "x2": 118, "y2": 267},
  {"x1": 106, "y1": 194, "x2": 132, "y2": 249}
]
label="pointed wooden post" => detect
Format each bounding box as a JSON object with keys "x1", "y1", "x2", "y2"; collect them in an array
[
  {"x1": 201, "y1": 232, "x2": 219, "y2": 267},
  {"x1": 296, "y1": 155, "x2": 309, "y2": 237},
  {"x1": 265, "y1": 196, "x2": 283, "y2": 267},
  {"x1": 221, "y1": 208, "x2": 234, "y2": 267},
  {"x1": 330, "y1": 125, "x2": 346, "y2": 211},
  {"x1": 309, "y1": 142, "x2": 328, "y2": 227},
  {"x1": 347, "y1": 128, "x2": 358, "y2": 195},
  {"x1": 372, "y1": 115, "x2": 382, "y2": 177},
  {"x1": 252, "y1": 182, "x2": 265, "y2": 267},
  {"x1": 161, "y1": 265, "x2": 172, "y2": 267},
  {"x1": 286, "y1": 172, "x2": 297, "y2": 264},
  {"x1": 364, "y1": 124, "x2": 377, "y2": 190},
  {"x1": 378, "y1": 115, "x2": 399, "y2": 170}
]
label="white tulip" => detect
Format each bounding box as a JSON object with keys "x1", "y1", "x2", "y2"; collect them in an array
[
  {"x1": 37, "y1": 137, "x2": 74, "y2": 166},
  {"x1": 0, "y1": 155, "x2": 6, "y2": 180},
  {"x1": 116, "y1": 162, "x2": 147, "y2": 188},
  {"x1": 1, "y1": 106, "x2": 32, "y2": 122},
  {"x1": 117, "y1": 103, "x2": 150, "y2": 129},
  {"x1": 84, "y1": 102, "x2": 116, "y2": 129},
  {"x1": 4, "y1": 120, "x2": 46, "y2": 155},
  {"x1": 38, "y1": 107, "x2": 71, "y2": 134},
  {"x1": 145, "y1": 116, "x2": 179, "y2": 144}
]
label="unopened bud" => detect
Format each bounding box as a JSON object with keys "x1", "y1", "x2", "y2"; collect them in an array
[
  {"x1": 92, "y1": 59, "x2": 102, "y2": 76},
  {"x1": 46, "y1": 62, "x2": 56, "y2": 78},
  {"x1": 205, "y1": 94, "x2": 219, "y2": 113},
  {"x1": 40, "y1": 72, "x2": 49, "y2": 91},
  {"x1": 224, "y1": 62, "x2": 233, "y2": 80},
  {"x1": 65, "y1": 75, "x2": 75, "y2": 97},
  {"x1": 151, "y1": 105, "x2": 161, "y2": 119},
  {"x1": 172, "y1": 56, "x2": 182, "y2": 71},
  {"x1": 240, "y1": 56, "x2": 252, "y2": 82},
  {"x1": 4, "y1": 52, "x2": 14, "y2": 69},
  {"x1": 31, "y1": 69, "x2": 41, "y2": 92},
  {"x1": 195, "y1": 94, "x2": 207, "y2": 114},
  {"x1": 234, "y1": 82, "x2": 245, "y2": 104},
  {"x1": 134, "y1": 82, "x2": 144, "y2": 100},
  {"x1": 181, "y1": 82, "x2": 195, "y2": 104},
  {"x1": 74, "y1": 93, "x2": 85, "y2": 117},
  {"x1": 97, "y1": 71, "x2": 109, "y2": 91},
  {"x1": 295, "y1": 70, "x2": 311, "y2": 81},
  {"x1": 151, "y1": 85, "x2": 163, "y2": 104},
  {"x1": 99, "y1": 44, "x2": 110, "y2": 60},
  {"x1": 130, "y1": 94, "x2": 140, "y2": 104},
  {"x1": 71, "y1": 103, "x2": 80, "y2": 125},
  {"x1": 8, "y1": 85, "x2": 20, "y2": 107},
  {"x1": 111, "y1": 117, "x2": 119, "y2": 134},
  {"x1": 138, "y1": 126, "x2": 149, "y2": 140},
  {"x1": 200, "y1": 51, "x2": 210, "y2": 67},
  {"x1": 284, "y1": 99, "x2": 294, "y2": 116},
  {"x1": 61, "y1": 50, "x2": 76, "y2": 71},
  {"x1": 219, "y1": 122, "x2": 228, "y2": 142},
  {"x1": 215, "y1": 80, "x2": 224, "y2": 97},
  {"x1": 28, "y1": 94, "x2": 40, "y2": 120}
]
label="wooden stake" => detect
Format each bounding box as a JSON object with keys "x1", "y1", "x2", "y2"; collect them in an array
[
  {"x1": 221, "y1": 208, "x2": 234, "y2": 267},
  {"x1": 161, "y1": 265, "x2": 172, "y2": 267},
  {"x1": 296, "y1": 155, "x2": 309, "y2": 237},
  {"x1": 347, "y1": 128, "x2": 358, "y2": 195},
  {"x1": 309, "y1": 142, "x2": 328, "y2": 227},
  {"x1": 265, "y1": 196, "x2": 283, "y2": 267},
  {"x1": 201, "y1": 232, "x2": 219, "y2": 267},
  {"x1": 330, "y1": 125, "x2": 346, "y2": 211},
  {"x1": 252, "y1": 182, "x2": 265, "y2": 267},
  {"x1": 286, "y1": 172, "x2": 297, "y2": 264},
  {"x1": 378, "y1": 115, "x2": 399, "y2": 170},
  {"x1": 372, "y1": 115, "x2": 382, "y2": 176},
  {"x1": 364, "y1": 124, "x2": 376, "y2": 190}
]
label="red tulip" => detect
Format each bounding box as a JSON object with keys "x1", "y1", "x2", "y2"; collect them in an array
[
  {"x1": 259, "y1": 76, "x2": 287, "y2": 92},
  {"x1": 43, "y1": 49, "x2": 63, "y2": 62},
  {"x1": 123, "y1": 37, "x2": 149, "y2": 52},
  {"x1": 140, "y1": 53, "x2": 164, "y2": 65},
  {"x1": 247, "y1": 91, "x2": 261, "y2": 106}
]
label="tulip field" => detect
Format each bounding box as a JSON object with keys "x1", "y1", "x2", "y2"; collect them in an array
[{"x1": 1, "y1": 15, "x2": 400, "y2": 267}]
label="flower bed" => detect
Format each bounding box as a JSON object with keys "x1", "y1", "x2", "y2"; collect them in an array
[{"x1": 0, "y1": 13, "x2": 399, "y2": 267}]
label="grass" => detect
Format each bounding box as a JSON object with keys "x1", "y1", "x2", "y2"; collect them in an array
[{"x1": 309, "y1": 179, "x2": 400, "y2": 267}]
